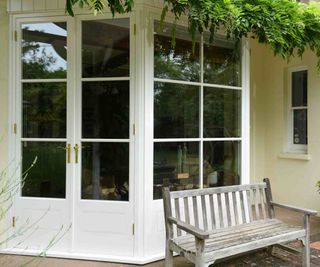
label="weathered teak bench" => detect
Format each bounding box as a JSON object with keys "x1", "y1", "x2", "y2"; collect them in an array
[{"x1": 162, "y1": 178, "x2": 317, "y2": 267}]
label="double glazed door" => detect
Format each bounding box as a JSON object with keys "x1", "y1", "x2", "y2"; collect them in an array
[{"x1": 12, "y1": 16, "x2": 134, "y2": 256}]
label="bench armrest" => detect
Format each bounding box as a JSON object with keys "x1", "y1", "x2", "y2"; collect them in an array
[
  {"x1": 270, "y1": 201, "x2": 317, "y2": 216},
  {"x1": 168, "y1": 216, "x2": 210, "y2": 240}
]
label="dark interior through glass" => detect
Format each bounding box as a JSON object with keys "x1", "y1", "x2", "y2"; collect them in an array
[
  {"x1": 22, "y1": 142, "x2": 66, "y2": 198},
  {"x1": 82, "y1": 19, "x2": 130, "y2": 78},
  {"x1": 81, "y1": 142, "x2": 129, "y2": 201}
]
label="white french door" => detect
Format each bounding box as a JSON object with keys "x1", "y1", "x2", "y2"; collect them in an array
[
  {"x1": 72, "y1": 17, "x2": 134, "y2": 256},
  {"x1": 12, "y1": 15, "x2": 134, "y2": 257}
]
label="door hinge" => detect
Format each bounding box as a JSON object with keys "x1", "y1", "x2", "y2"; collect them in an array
[
  {"x1": 12, "y1": 216, "x2": 16, "y2": 227},
  {"x1": 132, "y1": 223, "x2": 135, "y2": 235},
  {"x1": 13, "y1": 123, "x2": 17, "y2": 134},
  {"x1": 134, "y1": 24, "x2": 136, "y2": 35},
  {"x1": 13, "y1": 31, "x2": 17, "y2": 42},
  {"x1": 133, "y1": 123, "x2": 136, "y2": 135}
]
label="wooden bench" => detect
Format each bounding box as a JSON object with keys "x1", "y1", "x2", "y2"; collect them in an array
[{"x1": 162, "y1": 178, "x2": 317, "y2": 267}]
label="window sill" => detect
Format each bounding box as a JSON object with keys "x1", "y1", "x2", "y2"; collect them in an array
[{"x1": 278, "y1": 152, "x2": 311, "y2": 161}]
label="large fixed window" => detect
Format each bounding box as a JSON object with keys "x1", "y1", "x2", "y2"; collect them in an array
[
  {"x1": 288, "y1": 67, "x2": 308, "y2": 153},
  {"x1": 153, "y1": 22, "x2": 242, "y2": 199}
]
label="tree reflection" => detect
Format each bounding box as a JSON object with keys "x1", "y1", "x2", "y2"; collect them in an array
[
  {"x1": 22, "y1": 22, "x2": 67, "y2": 79},
  {"x1": 21, "y1": 23, "x2": 67, "y2": 198}
]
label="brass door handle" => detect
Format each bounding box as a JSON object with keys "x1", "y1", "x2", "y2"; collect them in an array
[
  {"x1": 66, "y1": 144, "x2": 71, "y2": 163},
  {"x1": 74, "y1": 144, "x2": 79, "y2": 164}
]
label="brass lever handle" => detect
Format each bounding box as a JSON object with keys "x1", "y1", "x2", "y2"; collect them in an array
[
  {"x1": 66, "y1": 144, "x2": 71, "y2": 163},
  {"x1": 74, "y1": 144, "x2": 79, "y2": 164}
]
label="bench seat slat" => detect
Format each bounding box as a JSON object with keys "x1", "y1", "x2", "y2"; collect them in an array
[
  {"x1": 175, "y1": 219, "x2": 285, "y2": 245},
  {"x1": 172, "y1": 220, "x2": 304, "y2": 255}
]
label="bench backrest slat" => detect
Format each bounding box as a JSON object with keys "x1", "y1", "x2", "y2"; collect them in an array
[
  {"x1": 184, "y1": 197, "x2": 190, "y2": 224},
  {"x1": 164, "y1": 182, "x2": 272, "y2": 238},
  {"x1": 193, "y1": 196, "x2": 199, "y2": 228},
  {"x1": 201, "y1": 195, "x2": 208, "y2": 231},
  {"x1": 174, "y1": 198, "x2": 182, "y2": 236}
]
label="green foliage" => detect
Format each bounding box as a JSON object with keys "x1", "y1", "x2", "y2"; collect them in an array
[
  {"x1": 65, "y1": 0, "x2": 133, "y2": 16},
  {"x1": 317, "y1": 180, "x2": 320, "y2": 194},
  {"x1": 163, "y1": 0, "x2": 320, "y2": 68},
  {"x1": 66, "y1": 0, "x2": 320, "y2": 69}
]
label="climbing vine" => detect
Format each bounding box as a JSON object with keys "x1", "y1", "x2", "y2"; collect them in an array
[{"x1": 65, "y1": 0, "x2": 320, "y2": 67}]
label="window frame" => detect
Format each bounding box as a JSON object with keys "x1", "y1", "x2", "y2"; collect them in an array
[
  {"x1": 151, "y1": 19, "x2": 247, "y2": 199},
  {"x1": 287, "y1": 66, "x2": 308, "y2": 153}
]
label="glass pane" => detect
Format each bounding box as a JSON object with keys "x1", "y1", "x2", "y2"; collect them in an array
[
  {"x1": 22, "y1": 142, "x2": 66, "y2": 198},
  {"x1": 154, "y1": 22, "x2": 200, "y2": 82},
  {"x1": 203, "y1": 35, "x2": 241, "y2": 86},
  {"x1": 203, "y1": 141, "x2": 241, "y2": 187},
  {"x1": 82, "y1": 142, "x2": 129, "y2": 201},
  {"x1": 154, "y1": 82, "x2": 199, "y2": 138},
  {"x1": 154, "y1": 142, "x2": 199, "y2": 199},
  {"x1": 82, "y1": 19, "x2": 130, "y2": 77},
  {"x1": 22, "y1": 22, "x2": 67, "y2": 79},
  {"x1": 203, "y1": 87, "x2": 241, "y2": 138},
  {"x1": 293, "y1": 109, "x2": 307, "y2": 145},
  {"x1": 82, "y1": 81, "x2": 129, "y2": 139},
  {"x1": 292, "y1": 70, "x2": 307, "y2": 107},
  {"x1": 23, "y1": 83, "x2": 66, "y2": 138}
]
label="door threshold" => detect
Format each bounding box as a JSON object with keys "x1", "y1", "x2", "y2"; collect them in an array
[{"x1": 1, "y1": 248, "x2": 165, "y2": 265}]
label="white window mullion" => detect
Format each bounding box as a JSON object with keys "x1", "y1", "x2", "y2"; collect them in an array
[{"x1": 199, "y1": 34, "x2": 204, "y2": 189}]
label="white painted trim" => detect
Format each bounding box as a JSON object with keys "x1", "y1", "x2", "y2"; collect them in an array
[
  {"x1": 7, "y1": 9, "x2": 17, "y2": 247},
  {"x1": 199, "y1": 34, "x2": 204, "y2": 189},
  {"x1": 21, "y1": 78, "x2": 67, "y2": 83},
  {"x1": 1, "y1": 248, "x2": 165, "y2": 265},
  {"x1": 241, "y1": 38, "x2": 250, "y2": 185},
  {"x1": 20, "y1": 138, "x2": 67, "y2": 142},
  {"x1": 154, "y1": 77, "x2": 242, "y2": 90},
  {"x1": 154, "y1": 138, "x2": 242, "y2": 142},
  {"x1": 80, "y1": 139, "x2": 130, "y2": 143},
  {"x1": 132, "y1": 7, "x2": 147, "y2": 258},
  {"x1": 278, "y1": 153, "x2": 310, "y2": 161},
  {"x1": 81, "y1": 77, "x2": 130, "y2": 82}
]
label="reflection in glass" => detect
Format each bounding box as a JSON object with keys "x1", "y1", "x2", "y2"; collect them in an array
[
  {"x1": 82, "y1": 19, "x2": 130, "y2": 77},
  {"x1": 82, "y1": 142, "x2": 129, "y2": 201},
  {"x1": 203, "y1": 141, "x2": 240, "y2": 187},
  {"x1": 203, "y1": 87, "x2": 241, "y2": 138},
  {"x1": 203, "y1": 35, "x2": 241, "y2": 86},
  {"x1": 23, "y1": 83, "x2": 66, "y2": 138},
  {"x1": 292, "y1": 70, "x2": 307, "y2": 107},
  {"x1": 154, "y1": 82, "x2": 199, "y2": 138},
  {"x1": 22, "y1": 22, "x2": 67, "y2": 79},
  {"x1": 82, "y1": 81, "x2": 129, "y2": 139},
  {"x1": 154, "y1": 142, "x2": 199, "y2": 199},
  {"x1": 22, "y1": 142, "x2": 66, "y2": 198},
  {"x1": 293, "y1": 109, "x2": 307, "y2": 144},
  {"x1": 154, "y1": 22, "x2": 200, "y2": 82}
]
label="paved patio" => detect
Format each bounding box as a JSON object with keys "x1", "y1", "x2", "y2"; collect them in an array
[{"x1": 1, "y1": 208, "x2": 320, "y2": 267}]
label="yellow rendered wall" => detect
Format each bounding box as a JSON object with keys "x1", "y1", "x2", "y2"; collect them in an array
[
  {"x1": 250, "y1": 39, "x2": 320, "y2": 213},
  {"x1": 0, "y1": 1, "x2": 9, "y2": 171}
]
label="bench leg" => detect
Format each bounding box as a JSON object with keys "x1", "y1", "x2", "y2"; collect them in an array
[
  {"x1": 302, "y1": 214, "x2": 311, "y2": 267},
  {"x1": 302, "y1": 237, "x2": 310, "y2": 267},
  {"x1": 195, "y1": 238, "x2": 211, "y2": 267},
  {"x1": 165, "y1": 245, "x2": 174, "y2": 267}
]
